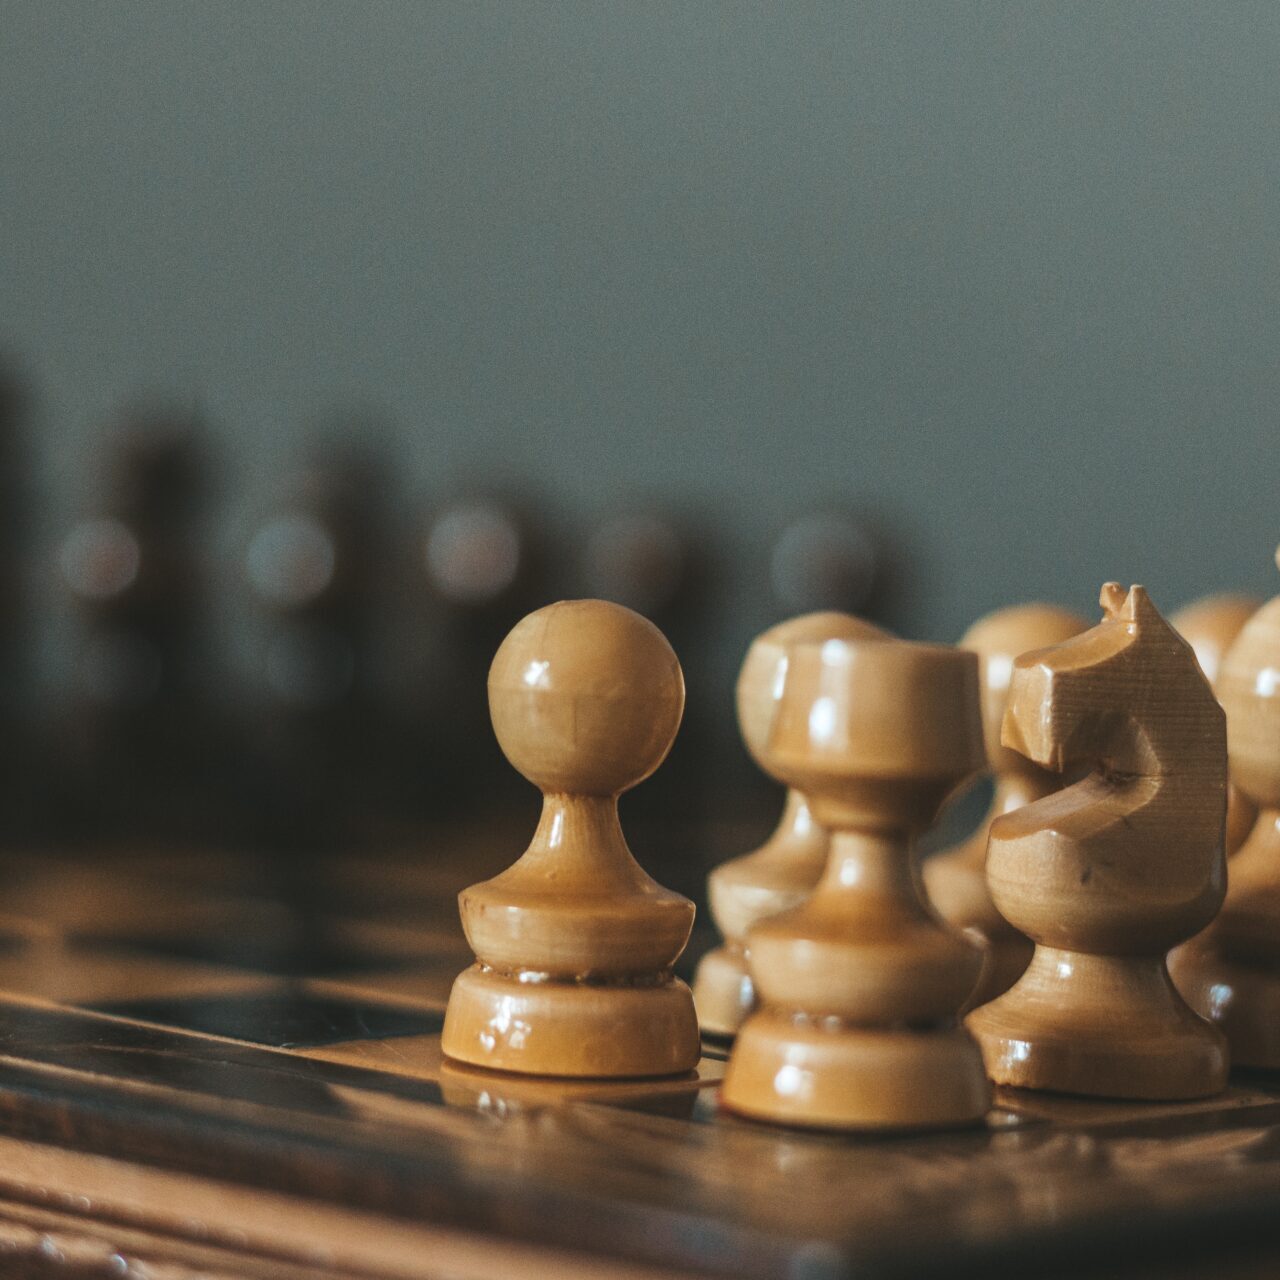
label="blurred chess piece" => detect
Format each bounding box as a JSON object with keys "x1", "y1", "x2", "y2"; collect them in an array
[
  {"x1": 242, "y1": 443, "x2": 387, "y2": 847},
  {"x1": 1172, "y1": 593, "x2": 1262, "y2": 856},
  {"x1": 1173, "y1": 553, "x2": 1280, "y2": 1067},
  {"x1": 424, "y1": 497, "x2": 537, "y2": 618},
  {"x1": 420, "y1": 496, "x2": 542, "y2": 815},
  {"x1": 925, "y1": 604, "x2": 1088, "y2": 1007},
  {"x1": 582, "y1": 508, "x2": 712, "y2": 858},
  {"x1": 57, "y1": 413, "x2": 221, "y2": 844},
  {"x1": 969, "y1": 585, "x2": 1228, "y2": 1100},
  {"x1": 770, "y1": 513, "x2": 877, "y2": 615},
  {"x1": 584, "y1": 512, "x2": 687, "y2": 619},
  {"x1": 0, "y1": 360, "x2": 38, "y2": 840},
  {"x1": 693, "y1": 612, "x2": 889, "y2": 1037},
  {"x1": 0, "y1": 363, "x2": 28, "y2": 693},
  {"x1": 442, "y1": 600, "x2": 699, "y2": 1077},
  {"x1": 721, "y1": 635, "x2": 989, "y2": 1130}
]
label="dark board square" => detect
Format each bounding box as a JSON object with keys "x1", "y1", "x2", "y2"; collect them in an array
[
  {"x1": 91, "y1": 991, "x2": 445, "y2": 1049},
  {"x1": 84, "y1": 928, "x2": 414, "y2": 977}
]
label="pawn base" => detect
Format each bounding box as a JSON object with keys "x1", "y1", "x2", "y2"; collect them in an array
[
  {"x1": 692, "y1": 943, "x2": 755, "y2": 1037},
  {"x1": 1171, "y1": 943, "x2": 1280, "y2": 1069},
  {"x1": 442, "y1": 964, "x2": 701, "y2": 1078},
  {"x1": 720, "y1": 1010, "x2": 990, "y2": 1131},
  {"x1": 968, "y1": 948, "x2": 1228, "y2": 1100}
]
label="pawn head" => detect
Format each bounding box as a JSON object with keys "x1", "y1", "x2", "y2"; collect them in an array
[
  {"x1": 1219, "y1": 567, "x2": 1280, "y2": 808},
  {"x1": 961, "y1": 603, "x2": 1088, "y2": 770},
  {"x1": 489, "y1": 599, "x2": 684, "y2": 796},
  {"x1": 1171, "y1": 593, "x2": 1261, "y2": 689}
]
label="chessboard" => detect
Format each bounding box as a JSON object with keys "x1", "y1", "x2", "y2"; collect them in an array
[{"x1": 0, "y1": 831, "x2": 1277, "y2": 1280}]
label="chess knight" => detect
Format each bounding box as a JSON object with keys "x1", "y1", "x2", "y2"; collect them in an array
[{"x1": 968, "y1": 584, "x2": 1229, "y2": 1100}]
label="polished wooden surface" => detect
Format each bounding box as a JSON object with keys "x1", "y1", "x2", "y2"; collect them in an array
[
  {"x1": 693, "y1": 611, "x2": 889, "y2": 1035},
  {"x1": 442, "y1": 599, "x2": 699, "y2": 1077},
  {"x1": 722, "y1": 635, "x2": 990, "y2": 1130},
  {"x1": 926, "y1": 603, "x2": 1087, "y2": 1007},
  {"x1": 1174, "y1": 554, "x2": 1280, "y2": 1067},
  {"x1": 0, "y1": 839, "x2": 1273, "y2": 1277},
  {"x1": 969, "y1": 584, "x2": 1229, "y2": 1099}
]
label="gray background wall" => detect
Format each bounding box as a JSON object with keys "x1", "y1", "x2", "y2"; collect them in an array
[{"x1": 3, "y1": 2, "x2": 1278, "y2": 701}]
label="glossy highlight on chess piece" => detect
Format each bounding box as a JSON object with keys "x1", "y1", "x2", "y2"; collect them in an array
[
  {"x1": 1172, "y1": 553, "x2": 1280, "y2": 1067},
  {"x1": 925, "y1": 604, "x2": 1087, "y2": 1008},
  {"x1": 968, "y1": 584, "x2": 1229, "y2": 1100},
  {"x1": 693, "y1": 612, "x2": 889, "y2": 1037},
  {"x1": 1172, "y1": 593, "x2": 1262, "y2": 856},
  {"x1": 442, "y1": 599, "x2": 700, "y2": 1077},
  {"x1": 721, "y1": 636, "x2": 990, "y2": 1131}
]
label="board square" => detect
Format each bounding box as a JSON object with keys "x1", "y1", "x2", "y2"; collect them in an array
[
  {"x1": 90, "y1": 990, "x2": 446, "y2": 1049},
  {"x1": 82, "y1": 928, "x2": 421, "y2": 977}
]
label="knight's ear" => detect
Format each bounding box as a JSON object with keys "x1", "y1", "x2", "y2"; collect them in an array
[
  {"x1": 1119, "y1": 585, "x2": 1160, "y2": 628},
  {"x1": 1099, "y1": 582, "x2": 1127, "y2": 618}
]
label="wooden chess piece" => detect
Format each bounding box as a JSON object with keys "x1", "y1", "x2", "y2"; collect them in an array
[
  {"x1": 1172, "y1": 593, "x2": 1262, "y2": 856},
  {"x1": 693, "y1": 612, "x2": 889, "y2": 1036},
  {"x1": 421, "y1": 496, "x2": 542, "y2": 817},
  {"x1": 925, "y1": 605, "x2": 1087, "y2": 1007},
  {"x1": 242, "y1": 446, "x2": 386, "y2": 848},
  {"x1": 1172, "y1": 554, "x2": 1280, "y2": 1066},
  {"x1": 441, "y1": 599, "x2": 700, "y2": 1077},
  {"x1": 967, "y1": 584, "x2": 1229, "y2": 1100},
  {"x1": 769, "y1": 513, "x2": 877, "y2": 615},
  {"x1": 584, "y1": 512, "x2": 687, "y2": 619},
  {"x1": 582, "y1": 510, "x2": 708, "y2": 838},
  {"x1": 720, "y1": 636, "x2": 990, "y2": 1130},
  {"x1": 57, "y1": 415, "x2": 221, "y2": 844}
]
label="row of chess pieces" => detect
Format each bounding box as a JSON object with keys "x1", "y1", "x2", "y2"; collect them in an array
[
  {"x1": 435, "y1": 571, "x2": 1280, "y2": 1129},
  {"x1": 0, "y1": 374, "x2": 884, "y2": 849}
]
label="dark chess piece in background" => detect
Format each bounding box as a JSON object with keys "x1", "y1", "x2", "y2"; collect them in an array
[
  {"x1": 770, "y1": 511, "x2": 878, "y2": 618},
  {"x1": 56, "y1": 412, "x2": 230, "y2": 847},
  {"x1": 240, "y1": 442, "x2": 391, "y2": 851},
  {"x1": 416, "y1": 495, "x2": 544, "y2": 820},
  {"x1": 0, "y1": 361, "x2": 40, "y2": 845},
  {"x1": 581, "y1": 508, "x2": 709, "y2": 900}
]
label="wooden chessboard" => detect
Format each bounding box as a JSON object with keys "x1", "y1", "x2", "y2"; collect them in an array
[{"x1": 0, "y1": 832, "x2": 1279, "y2": 1279}]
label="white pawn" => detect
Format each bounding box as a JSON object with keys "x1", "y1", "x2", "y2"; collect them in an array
[
  {"x1": 442, "y1": 599, "x2": 700, "y2": 1077},
  {"x1": 693, "y1": 613, "x2": 888, "y2": 1035}
]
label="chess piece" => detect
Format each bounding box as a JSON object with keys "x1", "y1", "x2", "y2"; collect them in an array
[
  {"x1": 61, "y1": 421, "x2": 208, "y2": 714},
  {"x1": 57, "y1": 415, "x2": 221, "y2": 843},
  {"x1": 246, "y1": 449, "x2": 382, "y2": 708},
  {"x1": 693, "y1": 612, "x2": 889, "y2": 1036},
  {"x1": 968, "y1": 585, "x2": 1229, "y2": 1100},
  {"x1": 1172, "y1": 554, "x2": 1280, "y2": 1066},
  {"x1": 584, "y1": 512, "x2": 687, "y2": 619},
  {"x1": 1172, "y1": 593, "x2": 1262, "y2": 855},
  {"x1": 925, "y1": 604, "x2": 1087, "y2": 1006},
  {"x1": 425, "y1": 498, "x2": 530, "y2": 612},
  {"x1": 242, "y1": 445, "x2": 388, "y2": 847},
  {"x1": 422, "y1": 496, "x2": 542, "y2": 815},
  {"x1": 770, "y1": 513, "x2": 877, "y2": 615},
  {"x1": 583, "y1": 509, "x2": 710, "y2": 836},
  {"x1": 721, "y1": 636, "x2": 990, "y2": 1130},
  {"x1": 0, "y1": 361, "x2": 28, "y2": 699},
  {"x1": 442, "y1": 599, "x2": 700, "y2": 1077}
]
